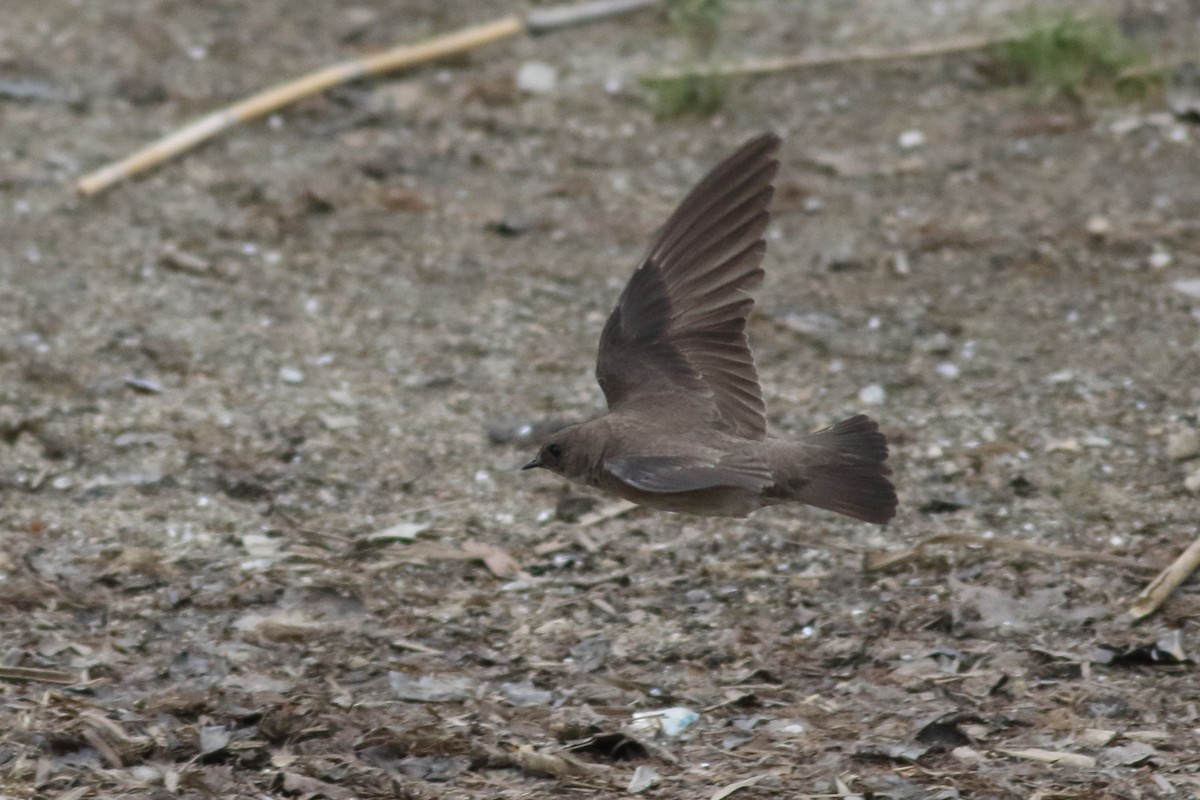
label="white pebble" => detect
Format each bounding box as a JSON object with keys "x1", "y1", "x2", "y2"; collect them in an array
[
  {"x1": 1085, "y1": 215, "x2": 1112, "y2": 236},
  {"x1": 1148, "y1": 247, "x2": 1172, "y2": 269},
  {"x1": 1184, "y1": 469, "x2": 1200, "y2": 495},
  {"x1": 516, "y1": 62, "x2": 557, "y2": 94},
  {"x1": 1166, "y1": 428, "x2": 1200, "y2": 461},
  {"x1": 279, "y1": 367, "x2": 304, "y2": 384},
  {"x1": 934, "y1": 362, "x2": 960, "y2": 379},
  {"x1": 1172, "y1": 279, "x2": 1200, "y2": 300},
  {"x1": 898, "y1": 129, "x2": 926, "y2": 149},
  {"x1": 858, "y1": 384, "x2": 886, "y2": 405}
]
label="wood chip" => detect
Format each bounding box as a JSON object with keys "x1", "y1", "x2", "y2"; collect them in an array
[
  {"x1": 951, "y1": 746, "x2": 986, "y2": 764},
  {"x1": 998, "y1": 747, "x2": 1096, "y2": 768},
  {"x1": 711, "y1": 773, "x2": 770, "y2": 800},
  {"x1": 577, "y1": 500, "x2": 638, "y2": 526},
  {"x1": 461, "y1": 539, "x2": 522, "y2": 579},
  {"x1": 1078, "y1": 728, "x2": 1117, "y2": 747},
  {"x1": 0, "y1": 666, "x2": 78, "y2": 684}
]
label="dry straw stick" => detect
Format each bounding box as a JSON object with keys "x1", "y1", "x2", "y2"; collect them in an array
[
  {"x1": 1129, "y1": 534, "x2": 1200, "y2": 620},
  {"x1": 645, "y1": 32, "x2": 1014, "y2": 83},
  {"x1": 77, "y1": 0, "x2": 658, "y2": 196}
]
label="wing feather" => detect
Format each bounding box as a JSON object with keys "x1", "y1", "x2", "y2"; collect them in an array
[{"x1": 595, "y1": 134, "x2": 780, "y2": 438}]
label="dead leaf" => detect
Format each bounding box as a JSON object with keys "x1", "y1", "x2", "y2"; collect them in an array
[
  {"x1": 513, "y1": 745, "x2": 598, "y2": 778},
  {"x1": 461, "y1": 539, "x2": 521, "y2": 579}
]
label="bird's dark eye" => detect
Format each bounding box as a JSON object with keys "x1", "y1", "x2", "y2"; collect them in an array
[{"x1": 546, "y1": 443, "x2": 563, "y2": 458}]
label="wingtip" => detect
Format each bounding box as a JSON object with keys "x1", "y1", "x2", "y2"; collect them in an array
[{"x1": 742, "y1": 132, "x2": 782, "y2": 158}]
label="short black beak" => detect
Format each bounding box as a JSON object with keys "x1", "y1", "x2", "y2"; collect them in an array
[{"x1": 521, "y1": 458, "x2": 541, "y2": 471}]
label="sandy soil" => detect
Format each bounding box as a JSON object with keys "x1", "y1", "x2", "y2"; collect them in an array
[{"x1": 3, "y1": 1, "x2": 1200, "y2": 797}]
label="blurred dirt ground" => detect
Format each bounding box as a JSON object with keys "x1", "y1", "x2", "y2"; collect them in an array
[{"x1": 3, "y1": 1, "x2": 1200, "y2": 798}]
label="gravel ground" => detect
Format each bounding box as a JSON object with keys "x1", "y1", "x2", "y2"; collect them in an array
[{"x1": 3, "y1": 1, "x2": 1200, "y2": 797}]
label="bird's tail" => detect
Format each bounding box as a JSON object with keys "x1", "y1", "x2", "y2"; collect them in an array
[{"x1": 768, "y1": 415, "x2": 897, "y2": 524}]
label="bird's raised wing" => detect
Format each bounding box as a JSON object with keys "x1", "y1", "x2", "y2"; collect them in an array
[{"x1": 595, "y1": 133, "x2": 779, "y2": 439}]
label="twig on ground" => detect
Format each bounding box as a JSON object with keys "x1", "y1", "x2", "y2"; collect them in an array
[
  {"x1": 1128, "y1": 534, "x2": 1200, "y2": 620},
  {"x1": 0, "y1": 666, "x2": 78, "y2": 684},
  {"x1": 577, "y1": 500, "x2": 639, "y2": 527},
  {"x1": 76, "y1": 0, "x2": 658, "y2": 196},
  {"x1": 645, "y1": 33, "x2": 1014, "y2": 84},
  {"x1": 865, "y1": 532, "x2": 1156, "y2": 574}
]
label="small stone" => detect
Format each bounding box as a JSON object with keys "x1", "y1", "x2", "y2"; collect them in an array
[
  {"x1": 916, "y1": 332, "x2": 953, "y2": 355},
  {"x1": 516, "y1": 62, "x2": 557, "y2": 94},
  {"x1": 1166, "y1": 428, "x2": 1200, "y2": 461},
  {"x1": 898, "y1": 129, "x2": 926, "y2": 149},
  {"x1": 951, "y1": 746, "x2": 986, "y2": 764},
  {"x1": 1183, "y1": 469, "x2": 1200, "y2": 495},
  {"x1": 858, "y1": 384, "x2": 886, "y2": 405},
  {"x1": 934, "y1": 362, "x2": 960, "y2": 379},
  {"x1": 319, "y1": 413, "x2": 357, "y2": 430},
  {"x1": 1148, "y1": 247, "x2": 1172, "y2": 269},
  {"x1": 279, "y1": 367, "x2": 304, "y2": 384},
  {"x1": 1172, "y1": 279, "x2": 1200, "y2": 300},
  {"x1": 1085, "y1": 215, "x2": 1112, "y2": 236},
  {"x1": 892, "y1": 250, "x2": 911, "y2": 276},
  {"x1": 782, "y1": 311, "x2": 842, "y2": 335}
]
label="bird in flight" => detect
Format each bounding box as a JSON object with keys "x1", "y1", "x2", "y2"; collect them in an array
[{"x1": 523, "y1": 134, "x2": 896, "y2": 524}]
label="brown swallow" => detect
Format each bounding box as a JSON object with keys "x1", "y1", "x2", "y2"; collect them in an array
[{"x1": 523, "y1": 134, "x2": 896, "y2": 523}]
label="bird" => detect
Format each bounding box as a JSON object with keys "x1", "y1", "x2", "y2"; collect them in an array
[{"x1": 522, "y1": 133, "x2": 896, "y2": 524}]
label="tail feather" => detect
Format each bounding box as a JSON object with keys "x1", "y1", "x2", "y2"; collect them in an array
[{"x1": 769, "y1": 415, "x2": 897, "y2": 524}]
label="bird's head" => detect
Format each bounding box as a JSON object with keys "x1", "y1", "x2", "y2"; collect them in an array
[{"x1": 522, "y1": 424, "x2": 590, "y2": 480}]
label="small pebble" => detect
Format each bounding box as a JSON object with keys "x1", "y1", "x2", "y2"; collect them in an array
[
  {"x1": 935, "y1": 362, "x2": 960, "y2": 379},
  {"x1": 898, "y1": 129, "x2": 926, "y2": 149},
  {"x1": 916, "y1": 332, "x2": 953, "y2": 355},
  {"x1": 952, "y1": 746, "x2": 986, "y2": 764},
  {"x1": 1148, "y1": 247, "x2": 1172, "y2": 269},
  {"x1": 1085, "y1": 215, "x2": 1112, "y2": 236},
  {"x1": 1183, "y1": 469, "x2": 1200, "y2": 495},
  {"x1": 1166, "y1": 428, "x2": 1199, "y2": 461},
  {"x1": 1172, "y1": 279, "x2": 1200, "y2": 300},
  {"x1": 279, "y1": 367, "x2": 304, "y2": 384},
  {"x1": 516, "y1": 62, "x2": 557, "y2": 94},
  {"x1": 858, "y1": 384, "x2": 886, "y2": 405}
]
